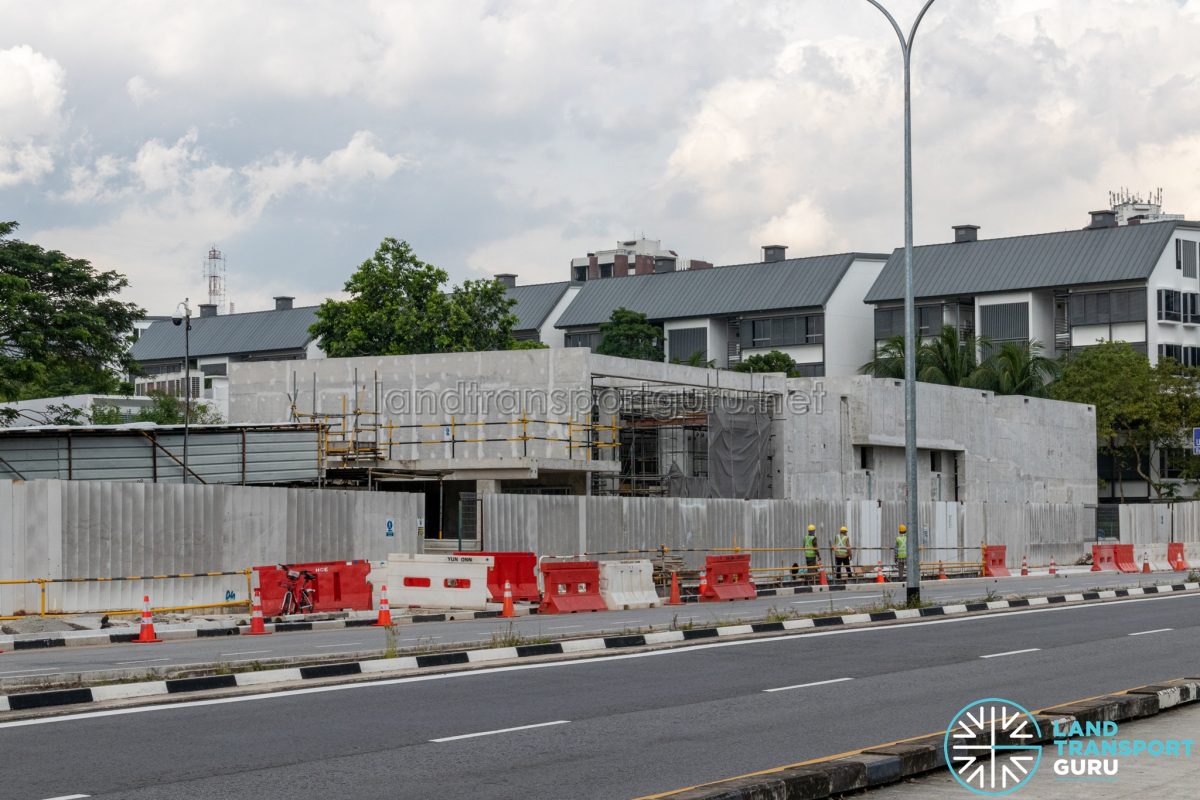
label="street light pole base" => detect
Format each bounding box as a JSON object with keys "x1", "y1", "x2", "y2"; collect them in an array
[{"x1": 906, "y1": 587, "x2": 921, "y2": 605}]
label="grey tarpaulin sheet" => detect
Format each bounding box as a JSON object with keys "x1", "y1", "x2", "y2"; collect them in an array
[{"x1": 705, "y1": 408, "x2": 771, "y2": 499}]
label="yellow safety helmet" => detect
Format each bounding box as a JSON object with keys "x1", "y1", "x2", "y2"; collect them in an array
[
  {"x1": 898, "y1": 524, "x2": 907, "y2": 533},
  {"x1": 807, "y1": 524, "x2": 816, "y2": 532},
  {"x1": 839, "y1": 526, "x2": 848, "y2": 533}
]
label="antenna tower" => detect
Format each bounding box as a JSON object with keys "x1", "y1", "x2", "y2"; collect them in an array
[{"x1": 203, "y1": 246, "x2": 227, "y2": 314}]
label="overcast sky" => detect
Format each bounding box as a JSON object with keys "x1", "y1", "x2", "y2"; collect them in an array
[{"x1": 2, "y1": 1, "x2": 1198, "y2": 314}]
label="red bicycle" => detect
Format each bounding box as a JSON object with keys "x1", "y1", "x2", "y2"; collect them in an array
[{"x1": 277, "y1": 565, "x2": 317, "y2": 615}]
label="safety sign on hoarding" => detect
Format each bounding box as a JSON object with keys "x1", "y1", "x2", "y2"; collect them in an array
[{"x1": 385, "y1": 518, "x2": 395, "y2": 537}]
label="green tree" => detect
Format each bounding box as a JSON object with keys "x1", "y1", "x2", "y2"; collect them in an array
[
  {"x1": 134, "y1": 392, "x2": 224, "y2": 425},
  {"x1": 1051, "y1": 341, "x2": 1200, "y2": 500},
  {"x1": 596, "y1": 308, "x2": 663, "y2": 362},
  {"x1": 732, "y1": 350, "x2": 799, "y2": 376},
  {"x1": 0, "y1": 221, "x2": 143, "y2": 401},
  {"x1": 975, "y1": 339, "x2": 1059, "y2": 397},
  {"x1": 310, "y1": 238, "x2": 517, "y2": 357},
  {"x1": 507, "y1": 339, "x2": 548, "y2": 350},
  {"x1": 861, "y1": 326, "x2": 988, "y2": 387},
  {"x1": 860, "y1": 334, "x2": 905, "y2": 379}
]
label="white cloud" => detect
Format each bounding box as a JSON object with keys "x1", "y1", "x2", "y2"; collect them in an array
[
  {"x1": 125, "y1": 75, "x2": 160, "y2": 107},
  {"x1": 0, "y1": 45, "x2": 66, "y2": 187}
]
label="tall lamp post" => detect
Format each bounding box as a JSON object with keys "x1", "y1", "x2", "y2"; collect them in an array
[
  {"x1": 172, "y1": 299, "x2": 192, "y2": 483},
  {"x1": 864, "y1": 0, "x2": 938, "y2": 604}
]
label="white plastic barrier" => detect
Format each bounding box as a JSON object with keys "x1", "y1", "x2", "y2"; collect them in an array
[
  {"x1": 385, "y1": 553, "x2": 494, "y2": 610},
  {"x1": 1145, "y1": 544, "x2": 1175, "y2": 573},
  {"x1": 598, "y1": 559, "x2": 661, "y2": 610}
]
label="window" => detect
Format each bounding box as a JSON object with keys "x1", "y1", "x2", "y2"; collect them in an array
[
  {"x1": 793, "y1": 361, "x2": 824, "y2": 377},
  {"x1": 979, "y1": 302, "x2": 1030, "y2": 345},
  {"x1": 1177, "y1": 238, "x2": 1184, "y2": 271},
  {"x1": 744, "y1": 314, "x2": 825, "y2": 348},
  {"x1": 1159, "y1": 343, "x2": 1183, "y2": 363},
  {"x1": 564, "y1": 331, "x2": 602, "y2": 351},
  {"x1": 1158, "y1": 289, "x2": 1183, "y2": 322},
  {"x1": 1184, "y1": 240, "x2": 1199, "y2": 279},
  {"x1": 1185, "y1": 293, "x2": 1200, "y2": 324},
  {"x1": 1188, "y1": 346, "x2": 1200, "y2": 367},
  {"x1": 1159, "y1": 448, "x2": 1196, "y2": 481},
  {"x1": 805, "y1": 314, "x2": 824, "y2": 344},
  {"x1": 668, "y1": 327, "x2": 707, "y2": 364},
  {"x1": 1069, "y1": 288, "x2": 1147, "y2": 325},
  {"x1": 860, "y1": 446, "x2": 875, "y2": 471},
  {"x1": 572, "y1": 265, "x2": 587, "y2": 282},
  {"x1": 599, "y1": 263, "x2": 613, "y2": 279},
  {"x1": 918, "y1": 305, "x2": 943, "y2": 336},
  {"x1": 751, "y1": 319, "x2": 771, "y2": 347},
  {"x1": 930, "y1": 451, "x2": 943, "y2": 472}
]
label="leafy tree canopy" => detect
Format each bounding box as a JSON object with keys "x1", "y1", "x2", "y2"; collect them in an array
[
  {"x1": 133, "y1": 392, "x2": 224, "y2": 425},
  {"x1": 731, "y1": 350, "x2": 800, "y2": 377},
  {"x1": 310, "y1": 238, "x2": 518, "y2": 357},
  {"x1": 596, "y1": 308, "x2": 663, "y2": 362},
  {"x1": 0, "y1": 221, "x2": 143, "y2": 401}
]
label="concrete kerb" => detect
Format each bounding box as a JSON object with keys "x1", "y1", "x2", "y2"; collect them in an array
[
  {"x1": 654, "y1": 678, "x2": 1200, "y2": 800},
  {"x1": 3, "y1": 580, "x2": 1198, "y2": 719}
]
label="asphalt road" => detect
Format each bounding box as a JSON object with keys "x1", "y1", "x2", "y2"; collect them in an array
[
  {"x1": 2, "y1": 590, "x2": 1197, "y2": 800},
  {"x1": 0, "y1": 571, "x2": 1183, "y2": 685}
]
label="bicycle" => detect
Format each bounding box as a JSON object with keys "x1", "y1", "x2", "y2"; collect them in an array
[{"x1": 277, "y1": 565, "x2": 317, "y2": 616}]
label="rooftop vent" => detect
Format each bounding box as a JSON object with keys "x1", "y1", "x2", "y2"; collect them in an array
[
  {"x1": 495, "y1": 273, "x2": 517, "y2": 289},
  {"x1": 762, "y1": 244, "x2": 788, "y2": 262},
  {"x1": 198, "y1": 304, "x2": 217, "y2": 318},
  {"x1": 653, "y1": 255, "x2": 677, "y2": 273},
  {"x1": 952, "y1": 224, "x2": 979, "y2": 243},
  {"x1": 1087, "y1": 210, "x2": 1118, "y2": 230},
  {"x1": 274, "y1": 296, "x2": 294, "y2": 311}
]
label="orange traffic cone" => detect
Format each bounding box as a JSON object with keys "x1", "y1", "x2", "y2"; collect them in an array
[
  {"x1": 1049, "y1": 556, "x2": 1057, "y2": 576},
  {"x1": 1142, "y1": 552, "x2": 1151, "y2": 574},
  {"x1": 818, "y1": 561, "x2": 829, "y2": 587},
  {"x1": 937, "y1": 561, "x2": 948, "y2": 581},
  {"x1": 875, "y1": 561, "x2": 885, "y2": 583},
  {"x1": 501, "y1": 579, "x2": 516, "y2": 618},
  {"x1": 374, "y1": 584, "x2": 393, "y2": 627},
  {"x1": 1020, "y1": 555, "x2": 1029, "y2": 577},
  {"x1": 697, "y1": 569, "x2": 708, "y2": 600},
  {"x1": 667, "y1": 571, "x2": 682, "y2": 605},
  {"x1": 134, "y1": 594, "x2": 162, "y2": 643},
  {"x1": 245, "y1": 588, "x2": 270, "y2": 635}
]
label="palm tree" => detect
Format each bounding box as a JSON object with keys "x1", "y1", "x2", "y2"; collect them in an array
[
  {"x1": 918, "y1": 325, "x2": 986, "y2": 387},
  {"x1": 860, "y1": 334, "x2": 906, "y2": 379},
  {"x1": 975, "y1": 339, "x2": 1059, "y2": 397}
]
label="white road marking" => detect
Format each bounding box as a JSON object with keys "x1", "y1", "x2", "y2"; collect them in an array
[
  {"x1": 430, "y1": 720, "x2": 569, "y2": 742},
  {"x1": 764, "y1": 677, "x2": 853, "y2": 693},
  {"x1": 0, "y1": 667, "x2": 61, "y2": 676},
  {"x1": 220, "y1": 650, "x2": 272, "y2": 656},
  {"x1": 1127, "y1": 628, "x2": 1173, "y2": 636},
  {"x1": 1, "y1": 592, "x2": 1193, "y2": 730},
  {"x1": 114, "y1": 658, "x2": 168, "y2": 665},
  {"x1": 790, "y1": 599, "x2": 844, "y2": 605},
  {"x1": 314, "y1": 643, "x2": 362, "y2": 648},
  {"x1": 545, "y1": 625, "x2": 583, "y2": 630},
  {"x1": 980, "y1": 648, "x2": 1041, "y2": 659},
  {"x1": 40, "y1": 795, "x2": 90, "y2": 799}
]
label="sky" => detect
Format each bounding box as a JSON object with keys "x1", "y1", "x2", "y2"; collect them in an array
[{"x1": 2, "y1": 0, "x2": 1199, "y2": 315}]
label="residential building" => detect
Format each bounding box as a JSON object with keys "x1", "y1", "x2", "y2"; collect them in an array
[
  {"x1": 568, "y1": 238, "x2": 712, "y2": 282},
  {"x1": 554, "y1": 246, "x2": 889, "y2": 376},
  {"x1": 498, "y1": 275, "x2": 580, "y2": 347},
  {"x1": 128, "y1": 296, "x2": 322, "y2": 420},
  {"x1": 865, "y1": 210, "x2": 1200, "y2": 501}
]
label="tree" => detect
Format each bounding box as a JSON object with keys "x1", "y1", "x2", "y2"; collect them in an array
[
  {"x1": 975, "y1": 339, "x2": 1059, "y2": 397},
  {"x1": 860, "y1": 326, "x2": 987, "y2": 387},
  {"x1": 596, "y1": 308, "x2": 663, "y2": 362},
  {"x1": 1051, "y1": 341, "x2": 1200, "y2": 500},
  {"x1": 310, "y1": 238, "x2": 517, "y2": 357},
  {"x1": 507, "y1": 339, "x2": 548, "y2": 350},
  {"x1": 134, "y1": 392, "x2": 224, "y2": 425},
  {"x1": 732, "y1": 350, "x2": 800, "y2": 377},
  {"x1": 0, "y1": 221, "x2": 143, "y2": 401},
  {"x1": 860, "y1": 334, "x2": 905, "y2": 379}
]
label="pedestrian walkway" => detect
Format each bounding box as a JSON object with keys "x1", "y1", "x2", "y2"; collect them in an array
[{"x1": 868, "y1": 702, "x2": 1199, "y2": 799}]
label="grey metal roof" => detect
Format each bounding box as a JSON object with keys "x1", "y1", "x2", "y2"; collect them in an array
[
  {"x1": 129, "y1": 306, "x2": 319, "y2": 362},
  {"x1": 554, "y1": 254, "x2": 886, "y2": 328},
  {"x1": 865, "y1": 220, "x2": 1197, "y2": 303},
  {"x1": 506, "y1": 282, "x2": 571, "y2": 332}
]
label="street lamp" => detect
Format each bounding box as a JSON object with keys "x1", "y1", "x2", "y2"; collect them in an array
[
  {"x1": 172, "y1": 299, "x2": 192, "y2": 483},
  {"x1": 864, "y1": 0, "x2": 938, "y2": 604}
]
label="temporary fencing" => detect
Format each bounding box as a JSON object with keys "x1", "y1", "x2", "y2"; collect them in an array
[
  {"x1": 598, "y1": 560, "x2": 661, "y2": 610},
  {"x1": 538, "y1": 560, "x2": 607, "y2": 614},
  {"x1": 253, "y1": 560, "x2": 374, "y2": 617},
  {"x1": 1113, "y1": 544, "x2": 1140, "y2": 574},
  {"x1": 0, "y1": 570, "x2": 253, "y2": 620},
  {"x1": 456, "y1": 551, "x2": 539, "y2": 604},
  {"x1": 1168, "y1": 542, "x2": 1191, "y2": 572},
  {"x1": 384, "y1": 553, "x2": 494, "y2": 610},
  {"x1": 1092, "y1": 543, "x2": 1118, "y2": 572},
  {"x1": 700, "y1": 554, "x2": 755, "y2": 602},
  {"x1": 982, "y1": 546, "x2": 1010, "y2": 577}
]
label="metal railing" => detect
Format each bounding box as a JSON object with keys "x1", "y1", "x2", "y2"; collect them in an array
[{"x1": 0, "y1": 570, "x2": 253, "y2": 619}]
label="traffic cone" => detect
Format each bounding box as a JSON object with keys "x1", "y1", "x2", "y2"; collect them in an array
[
  {"x1": 501, "y1": 579, "x2": 515, "y2": 618},
  {"x1": 134, "y1": 594, "x2": 162, "y2": 643},
  {"x1": 667, "y1": 571, "x2": 682, "y2": 605},
  {"x1": 1049, "y1": 556, "x2": 1057, "y2": 576},
  {"x1": 697, "y1": 569, "x2": 708, "y2": 600},
  {"x1": 875, "y1": 561, "x2": 885, "y2": 583},
  {"x1": 937, "y1": 561, "x2": 948, "y2": 581},
  {"x1": 1020, "y1": 554, "x2": 1029, "y2": 577},
  {"x1": 1142, "y1": 552, "x2": 1151, "y2": 574},
  {"x1": 818, "y1": 561, "x2": 828, "y2": 587},
  {"x1": 244, "y1": 588, "x2": 270, "y2": 635},
  {"x1": 373, "y1": 584, "x2": 393, "y2": 627}
]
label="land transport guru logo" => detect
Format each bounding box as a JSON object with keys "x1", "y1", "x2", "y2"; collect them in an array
[{"x1": 943, "y1": 697, "x2": 1195, "y2": 796}]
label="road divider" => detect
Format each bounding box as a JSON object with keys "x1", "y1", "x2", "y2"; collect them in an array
[
  {"x1": 385, "y1": 554, "x2": 494, "y2": 611},
  {"x1": 538, "y1": 561, "x2": 607, "y2": 614},
  {"x1": 700, "y1": 555, "x2": 755, "y2": 602},
  {"x1": 599, "y1": 560, "x2": 661, "y2": 610}
]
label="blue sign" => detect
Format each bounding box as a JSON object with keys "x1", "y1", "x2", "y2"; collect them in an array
[
  {"x1": 1194, "y1": 428, "x2": 1200, "y2": 456},
  {"x1": 385, "y1": 518, "x2": 395, "y2": 538}
]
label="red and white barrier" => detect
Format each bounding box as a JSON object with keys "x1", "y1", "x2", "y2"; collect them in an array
[{"x1": 384, "y1": 553, "x2": 494, "y2": 610}]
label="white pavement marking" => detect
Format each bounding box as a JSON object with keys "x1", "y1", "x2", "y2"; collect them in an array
[
  {"x1": 114, "y1": 658, "x2": 168, "y2": 665},
  {"x1": 790, "y1": 599, "x2": 842, "y2": 605},
  {"x1": 545, "y1": 625, "x2": 583, "y2": 630},
  {"x1": 2, "y1": 592, "x2": 1194, "y2": 730},
  {"x1": 764, "y1": 677, "x2": 854, "y2": 693},
  {"x1": 314, "y1": 643, "x2": 363, "y2": 648},
  {"x1": 0, "y1": 668, "x2": 61, "y2": 676},
  {"x1": 1128, "y1": 628, "x2": 1173, "y2": 636},
  {"x1": 220, "y1": 650, "x2": 272, "y2": 656},
  {"x1": 980, "y1": 648, "x2": 1041, "y2": 659},
  {"x1": 40, "y1": 795, "x2": 89, "y2": 799},
  {"x1": 430, "y1": 720, "x2": 569, "y2": 742}
]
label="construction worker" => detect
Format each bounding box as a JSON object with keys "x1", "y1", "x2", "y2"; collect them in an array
[
  {"x1": 833, "y1": 526, "x2": 853, "y2": 581},
  {"x1": 895, "y1": 524, "x2": 909, "y2": 582},
  {"x1": 803, "y1": 524, "x2": 819, "y2": 584}
]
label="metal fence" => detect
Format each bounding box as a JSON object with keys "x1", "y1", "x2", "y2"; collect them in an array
[{"x1": 0, "y1": 479, "x2": 423, "y2": 615}]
